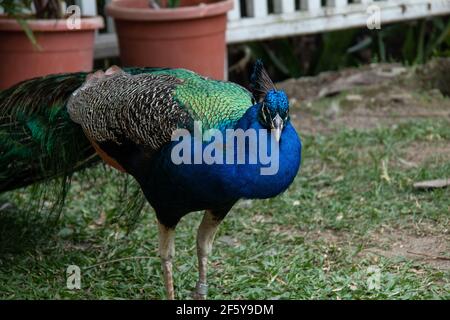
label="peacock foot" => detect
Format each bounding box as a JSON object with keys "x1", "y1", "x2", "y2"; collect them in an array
[{"x1": 192, "y1": 281, "x2": 208, "y2": 300}]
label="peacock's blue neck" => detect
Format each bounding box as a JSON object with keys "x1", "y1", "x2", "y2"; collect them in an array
[
  {"x1": 147, "y1": 104, "x2": 302, "y2": 208},
  {"x1": 228, "y1": 104, "x2": 302, "y2": 199}
]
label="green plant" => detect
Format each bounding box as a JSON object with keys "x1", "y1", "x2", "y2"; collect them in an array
[
  {"x1": 0, "y1": 0, "x2": 66, "y2": 47},
  {"x1": 150, "y1": 0, "x2": 181, "y2": 8},
  {"x1": 0, "y1": 0, "x2": 63, "y2": 19},
  {"x1": 241, "y1": 16, "x2": 450, "y2": 81}
]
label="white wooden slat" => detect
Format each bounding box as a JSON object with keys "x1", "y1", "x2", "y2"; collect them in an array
[
  {"x1": 274, "y1": 0, "x2": 296, "y2": 14},
  {"x1": 60, "y1": 2, "x2": 67, "y2": 15},
  {"x1": 79, "y1": 0, "x2": 97, "y2": 16},
  {"x1": 327, "y1": 0, "x2": 348, "y2": 8},
  {"x1": 95, "y1": 0, "x2": 450, "y2": 58},
  {"x1": 228, "y1": 0, "x2": 242, "y2": 20},
  {"x1": 227, "y1": 0, "x2": 450, "y2": 43},
  {"x1": 107, "y1": 17, "x2": 116, "y2": 33},
  {"x1": 224, "y1": 54, "x2": 229, "y2": 81},
  {"x1": 95, "y1": 34, "x2": 119, "y2": 59},
  {"x1": 246, "y1": 0, "x2": 268, "y2": 18},
  {"x1": 300, "y1": 0, "x2": 322, "y2": 14},
  {"x1": 105, "y1": 0, "x2": 116, "y2": 33}
]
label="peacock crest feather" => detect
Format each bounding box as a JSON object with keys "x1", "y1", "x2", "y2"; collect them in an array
[{"x1": 250, "y1": 59, "x2": 277, "y2": 103}]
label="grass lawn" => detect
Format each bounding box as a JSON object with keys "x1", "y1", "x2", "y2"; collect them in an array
[{"x1": 0, "y1": 63, "x2": 449, "y2": 300}]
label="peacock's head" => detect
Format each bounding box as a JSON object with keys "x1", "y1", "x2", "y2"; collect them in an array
[{"x1": 250, "y1": 60, "x2": 289, "y2": 142}]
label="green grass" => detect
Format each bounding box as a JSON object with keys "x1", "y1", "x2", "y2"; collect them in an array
[{"x1": 0, "y1": 119, "x2": 449, "y2": 300}]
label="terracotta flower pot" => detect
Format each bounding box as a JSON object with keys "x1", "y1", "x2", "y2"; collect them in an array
[
  {"x1": 106, "y1": 0, "x2": 233, "y2": 80},
  {"x1": 0, "y1": 16, "x2": 104, "y2": 89}
]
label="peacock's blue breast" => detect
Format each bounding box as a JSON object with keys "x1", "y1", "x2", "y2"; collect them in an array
[{"x1": 149, "y1": 120, "x2": 302, "y2": 208}]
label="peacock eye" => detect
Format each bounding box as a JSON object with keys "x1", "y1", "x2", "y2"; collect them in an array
[
  {"x1": 284, "y1": 110, "x2": 289, "y2": 121},
  {"x1": 262, "y1": 103, "x2": 268, "y2": 113},
  {"x1": 261, "y1": 103, "x2": 270, "y2": 123}
]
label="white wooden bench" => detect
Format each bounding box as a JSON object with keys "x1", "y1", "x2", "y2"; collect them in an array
[{"x1": 78, "y1": 0, "x2": 450, "y2": 59}]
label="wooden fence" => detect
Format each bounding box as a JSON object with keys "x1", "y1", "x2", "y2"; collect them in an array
[{"x1": 9, "y1": 0, "x2": 450, "y2": 58}]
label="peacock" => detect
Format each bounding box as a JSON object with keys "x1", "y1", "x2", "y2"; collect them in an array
[{"x1": 0, "y1": 61, "x2": 302, "y2": 299}]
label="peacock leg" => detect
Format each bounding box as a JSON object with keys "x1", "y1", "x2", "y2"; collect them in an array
[
  {"x1": 158, "y1": 222, "x2": 176, "y2": 300},
  {"x1": 193, "y1": 210, "x2": 223, "y2": 300}
]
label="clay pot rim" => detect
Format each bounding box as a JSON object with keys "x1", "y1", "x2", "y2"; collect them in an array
[
  {"x1": 106, "y1": 0, "x2": 234, "y2": 21},
  {"x1": 0, "y1": 15, "x2": 104, "y2": 31}
]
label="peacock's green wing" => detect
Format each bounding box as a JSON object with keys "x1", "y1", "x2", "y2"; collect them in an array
[
  {"x1": 126, "y1": 68, "x2": 254, "y2": 131},
  {"x1": 68, "y1": 67, "x2": 254, "y2": 154}
]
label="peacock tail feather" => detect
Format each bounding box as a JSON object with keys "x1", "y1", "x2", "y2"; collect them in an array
[
  {"x1": 0, "y1": 73, "x2": 101, "y2": 221},
  {"x1": 0, "y1": 72, "x2": 98, "y2": 193}
]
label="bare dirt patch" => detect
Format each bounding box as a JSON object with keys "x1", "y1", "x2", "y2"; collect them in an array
[
  {"x1": 278, "y1": 63, "x2": 408, "y2": 102},
  {"x1": 271, "y1": 224, "x2": 348, "y2": 244},
  {"x1": 400, "y1": 141, "x2": 450, "y2": 167},
  {"x1": 270, "y1": 221, "x2": 450, "y2": 270},
  {"x1": 361, "y1": 227, "x2": 450, "y2": 270},
  {"x1": 280, "y1": 59, "x2": 450, "y2": 134}
]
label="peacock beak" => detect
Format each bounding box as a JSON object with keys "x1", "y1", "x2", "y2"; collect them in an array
[{"x1": 272, "y1": 113, "x2": 283, "y2": 143}]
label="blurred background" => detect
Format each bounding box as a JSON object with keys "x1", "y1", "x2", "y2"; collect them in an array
[{"x1": 1, "y1": 0, "x2": 449, "y2": 86}]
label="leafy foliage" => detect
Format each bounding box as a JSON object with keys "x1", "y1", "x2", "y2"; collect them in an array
[
  {"x1": 152, "y1": 0, "x2": 181, "y2": 8},
  {"x1": 0, "y1": 0, "x2": 64, "y2": 18},
  {"x1": 0, "y1": 0, "x2": 66, "y2": 48},
  {"x1": 243, "y1": 17, "x2": 450, "y2": 79}
]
